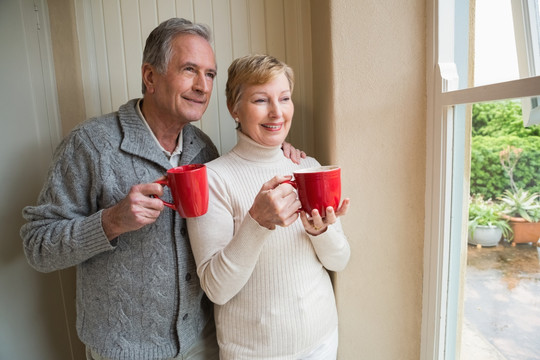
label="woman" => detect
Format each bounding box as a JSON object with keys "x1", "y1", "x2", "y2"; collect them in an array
[{"x1": 186, "y1": 54, "x2": 350, "y2": 359}]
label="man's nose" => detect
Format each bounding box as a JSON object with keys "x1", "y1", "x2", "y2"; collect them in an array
[{"x1": 193, "y1": 73, "x2": 211, "y2": 93}]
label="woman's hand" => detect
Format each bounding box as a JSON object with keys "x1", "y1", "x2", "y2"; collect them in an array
[
  {"x1": 249, "y1": 175, "x2": 301, "y2": 230},
  {"x1": 301, "y1": 198, "x2": 350, "y2": 235}
]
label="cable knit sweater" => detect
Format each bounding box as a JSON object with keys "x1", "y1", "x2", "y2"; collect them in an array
[
  {"x1": 187, "y1": 131, "x2": 350, "y2": 360},
  {"x1": 20, "y1": 99, "x2": 219, "y2": 360}
]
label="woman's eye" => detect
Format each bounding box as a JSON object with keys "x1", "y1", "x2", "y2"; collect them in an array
[{"x1": 254, "y1": 98, "x2": 267, "y2": 103}]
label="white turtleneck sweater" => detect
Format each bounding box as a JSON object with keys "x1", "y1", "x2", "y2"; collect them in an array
[{"x1": 186, "y1": 131, "x2": 350, "y2": 360}]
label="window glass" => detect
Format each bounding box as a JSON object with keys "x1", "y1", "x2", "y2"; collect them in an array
[{"x1": 471, "y1": 0, "x2": 540, "y2": 87}]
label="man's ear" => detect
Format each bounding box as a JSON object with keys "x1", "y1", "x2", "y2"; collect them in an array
[{"x1": 142, "y1": 63, "x2": 156, "y2": 93}]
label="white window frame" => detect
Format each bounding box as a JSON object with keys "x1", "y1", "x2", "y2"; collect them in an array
[
  {"x1": 512, "y1": 0, "x2": 540, "y2": 125},
  {"x1": 421, "y1": 0, "x2": 540, "y2": 359}
]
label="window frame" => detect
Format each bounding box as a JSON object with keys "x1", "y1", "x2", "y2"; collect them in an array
[
  {"x1": 421, "y1": 0, "x2": 540, "y2": 359},
  {"x1": 512, "y1": 0, "x2": 540, "y2": 126}
]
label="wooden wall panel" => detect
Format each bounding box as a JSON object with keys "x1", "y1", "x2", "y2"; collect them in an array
[
  {"x1": 75, "y1": 0, "x2": 313, "y2": 155},
  {"x1": 119, "y1": 0, "x2": 143, "y2": 99},
  {"x1": 248, "y1": 0, "x2": 266, "y2": 54},
  {"x1": 102, "y1": 1, "x2": 127, "y2": 111},
  {"x1": 230, "y1": 0, "x2": 250, "y2": 58},
  {"x1": 176, "y1": 0, "x2": 194, "y2": 20}
]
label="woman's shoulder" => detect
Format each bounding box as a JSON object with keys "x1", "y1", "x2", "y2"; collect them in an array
[{"x1": 297, "y1": 156, "x2": 321, "y2": 169}]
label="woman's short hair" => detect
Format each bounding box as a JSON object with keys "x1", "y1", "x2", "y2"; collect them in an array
[
  {"x1": 142, "y1": 18, "x2": 212, "y2": 94},
  {"x1": 225, "y1": 54, "x2": 294, "y2": 113}
]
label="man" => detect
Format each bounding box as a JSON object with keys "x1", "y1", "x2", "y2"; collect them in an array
[{"x1": 20, "y1": 18, "x2": 303, "y2": 360}]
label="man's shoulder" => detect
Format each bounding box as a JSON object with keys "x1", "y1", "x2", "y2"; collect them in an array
[{"x1": 70, "y1": 99, "x2": 139, "y2": 138}]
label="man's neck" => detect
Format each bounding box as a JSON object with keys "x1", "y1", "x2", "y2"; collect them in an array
[{"x1": 140, "y1": 99, "x2": 184, "y2": 153}]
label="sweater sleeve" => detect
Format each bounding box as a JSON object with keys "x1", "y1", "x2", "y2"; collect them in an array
[
  {"x1": 308, "y1": 220, "x2": 351, "y2": 271},
  {"x1": 187, "y1": 169, "x2": 273, "y2": 305},
  {"x1": 20, "y1": 130, "x2": 114, "y2": 273}
]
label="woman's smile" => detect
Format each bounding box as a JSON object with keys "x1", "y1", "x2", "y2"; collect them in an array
[{"x1": 233, "y1": 73, "x2": 294, "y2": 147}]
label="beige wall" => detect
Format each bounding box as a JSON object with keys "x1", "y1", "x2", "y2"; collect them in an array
[
  {"x1": 311, "y1": 1, "x2": 426, "y2": 358},
  {"x1": 47, "y1": 0, "x2": 427, "y2": 358}
]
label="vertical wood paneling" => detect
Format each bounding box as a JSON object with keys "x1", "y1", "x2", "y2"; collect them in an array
[
  {"x1": 91, "y1": 0, "x2": 113, "y2": 114},
  {"x1": 248, "y1": 0, "x2": 266, "y2": 53},
  {"x1": 283, "y1": 0, "x2": 305, "y2": 150},
  {"x1": 102, "y1": 0, "x2": 128, "y2": 111},
  {"x1": 75, "y1": 0, "x2": 312, "y2": 154},
  {"x1": 230, "y1": 0, "x2": 250, "y2": 58},
  {"x1": 176, "y1": 0, "x2": 194, "y2": 20},
  {"x1": 264, "y1": 0, "x2": 286, "y2": 60},
  {"x1": 74, "y1": 0, "x2": 101, "y2": 118},
  {"x1": 139, "y1": 1, "x2": 159, "y2": 49},
  {"x1": 192, "y1": 0, "x2": 220, "y2": 148},
  {"x1": 120, "y1": 0, "x2": 143, "y2": 99},
  {"x1": 212, "y1": 0, "x2": 237, "y2": 154},
  {"x1": 157, "y1": 0, "x2": 175, "y2": 23}
]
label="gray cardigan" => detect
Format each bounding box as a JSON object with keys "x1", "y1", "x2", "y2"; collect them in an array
[{"x1": 21, "y1": 99, "x2": 219, "y2": 360}]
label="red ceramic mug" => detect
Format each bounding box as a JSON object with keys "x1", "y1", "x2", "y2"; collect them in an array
[
  {"x1": 154, "y1": 164, "x2": 209, "y2": 218},
  {"x1": 285, "y1": 165, "x2": 341, "y2": 217}
]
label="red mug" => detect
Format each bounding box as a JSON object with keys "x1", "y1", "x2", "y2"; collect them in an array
[
  {"x1": 285, "y1": 165, "x2": 341, "y2": 217},
  {"x1": 155, "y1": 164, "x2": 209, "y2": 218}
]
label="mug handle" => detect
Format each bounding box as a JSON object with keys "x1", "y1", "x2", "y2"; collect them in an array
[
  {"x1": 281, "y1": 179, "x2": 302, "y2": 213},
  {"x1": 154, "y1": 179, "x2": 177, "y2": 210},
  {"x1": 281, "y1": 179, "x2": 297, "y2": 189}
]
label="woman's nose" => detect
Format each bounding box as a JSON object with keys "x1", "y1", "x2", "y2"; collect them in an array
[{"x1": 269, "y1": 101, "x2": 282, "y2": 118}]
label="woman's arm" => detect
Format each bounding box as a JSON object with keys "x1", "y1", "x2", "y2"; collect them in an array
[
  {"x1": 308, "y1": 220, "x2": 351, "y2": 271},
  {"x1": 187, "y1": 173, "x2": 299, "y2": 305}
]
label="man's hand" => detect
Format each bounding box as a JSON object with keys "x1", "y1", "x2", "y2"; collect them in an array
[
  {"x1": 282, "y1": 141, "x2": 306, "y2": 164},
  {"x1": 249, "y1": 175, "x2": 301, "y2": 230},
  {"x1": 102, "y1": 183, "x2": 165, "y2": 240}
]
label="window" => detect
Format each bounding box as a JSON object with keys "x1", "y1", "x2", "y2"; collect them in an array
[
  {"x1": 421, "y1": 0, "x2": 540, "y2": 359},
  {"x1": 513, "y1": 0, "x2": 540, "y2": 125}
]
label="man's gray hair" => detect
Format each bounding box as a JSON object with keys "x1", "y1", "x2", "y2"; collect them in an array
[{"x1": 141, "y1": 18, "x2": 212, "y2": 94}]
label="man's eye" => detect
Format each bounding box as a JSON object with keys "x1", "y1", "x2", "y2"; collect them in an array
[
  {"x1": 281, "y1": 97, "x2": 291, "y2": 102},
  {"x1": 207, "y1": 72, "x2": 216, "y2": 79}
]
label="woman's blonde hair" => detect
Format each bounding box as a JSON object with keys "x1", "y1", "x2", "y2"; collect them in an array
[{"x1": 225, "y1": 54, "x2": 294, "y2": 113}]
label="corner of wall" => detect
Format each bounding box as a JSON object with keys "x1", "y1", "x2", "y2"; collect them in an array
[
  {"x1": 309, "y1": 0, "x2": 336, "y2": 165},
  {"x1": 48, "y1": 0, "x2": 86, "y2": 135}
]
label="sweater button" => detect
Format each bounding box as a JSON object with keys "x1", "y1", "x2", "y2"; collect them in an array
[
  {"x1": 180, "y1": 228, "x2": 187, "y2": 236},
  {"x1": 183, "y1": 313, "x2": 189, "y2": 321},
  {"x1": 185, "y1": 273, "x2": 192, "y2": 281}
]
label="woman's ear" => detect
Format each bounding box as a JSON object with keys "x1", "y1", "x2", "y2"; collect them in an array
[{"x1": 227, "y1": 103, "x2": 238, "y2": 120}]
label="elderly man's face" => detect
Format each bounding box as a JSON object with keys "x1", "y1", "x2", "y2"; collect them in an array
[{"x1": 151, "y1": 34, "x2": 217, "y2": 124}]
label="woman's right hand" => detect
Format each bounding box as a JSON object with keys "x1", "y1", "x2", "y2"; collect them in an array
[{"x1": 249, "y1": 175, "x2": 301, "y2": 230}]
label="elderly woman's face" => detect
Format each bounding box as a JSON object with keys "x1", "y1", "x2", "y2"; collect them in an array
[{"x1": 233, "y1": 73, "x2": 293, "y2": 147}]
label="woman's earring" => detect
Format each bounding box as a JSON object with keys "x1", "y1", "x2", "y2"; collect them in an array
[{"x1": 235, "y1": 117, "x2": 240, "y2": 123}]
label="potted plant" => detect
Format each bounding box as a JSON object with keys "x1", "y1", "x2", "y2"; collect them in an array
[
  {"x1": 498, "y1": 146, "x2": 540, "y2": 245},
  {"x1": 499, "y1": 188, "x2": 540, "y2": 244},
  {"x1": 468, "y1": 196, "x2": 512, "y2": 247}
]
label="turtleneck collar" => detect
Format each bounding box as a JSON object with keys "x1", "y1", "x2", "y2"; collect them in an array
[{"x1": 231, "y1": 130, "x2": 285, "y2": 163}]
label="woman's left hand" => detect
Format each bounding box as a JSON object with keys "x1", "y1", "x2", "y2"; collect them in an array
[{"x1": 300, "y1": 198, "x2": 350, "y2": 235}]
